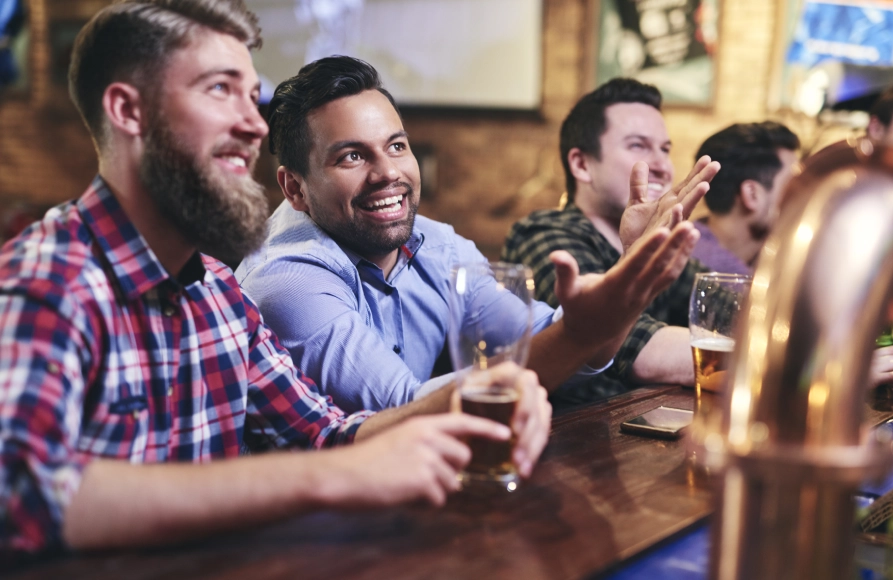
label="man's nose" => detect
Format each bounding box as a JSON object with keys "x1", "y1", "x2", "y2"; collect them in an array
[
  {"x1": 368, "y1": 154, "x2": 400, "y2": 183},
  {"x1": 234, "y1": 98, "x2": 269, "y2": 141},
  {"x1": 648, "y1": 149, "x2": 673, "y2": 181}
]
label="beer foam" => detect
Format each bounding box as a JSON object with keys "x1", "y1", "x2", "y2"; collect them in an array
[
  {"x1": 690, "y1": 336, "x2": 735, "y2": 352},
  {"x1": 460, "y1": 387, "x2": 520, "y2": 404}
]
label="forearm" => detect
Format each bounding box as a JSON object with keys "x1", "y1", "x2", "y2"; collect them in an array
[
  {"x1": 355, "y1": 380, "x2": 456, "y2": 441},
  {"x1": 63, "y1": 454, "x2": 344, "y2": 550},
  {"x1": 629, "y1": 326, "x2": 694, "y2": 385},
  {"x1": 527, "y1": 319, "x2": 628, "y2": 392}
]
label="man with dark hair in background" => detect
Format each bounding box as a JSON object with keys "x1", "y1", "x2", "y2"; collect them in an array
[
  {"x1": 868, "y1": 86, "x2": 893, "y2": 145},
  {"x1": 503, "y1": 78, "x2": 715, "y2": 407},
  {"x1": 690, "y1": 122, "x2": 799, "y2": 275},
  {"x1": 0, "y1": 0, "x2": 552, "y2": 565},
  {"x1": 236, "y1": 58, "x2": 718, "y2": 415}
]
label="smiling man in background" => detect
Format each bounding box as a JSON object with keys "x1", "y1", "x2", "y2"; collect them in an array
[{"x1": 503, "y1": 79, "x2": 710, "y2": 408}]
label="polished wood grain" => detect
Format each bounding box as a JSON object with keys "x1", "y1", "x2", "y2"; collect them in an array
[{"x1": 13, "y1": 386, "x2": 893, "y2": 580}]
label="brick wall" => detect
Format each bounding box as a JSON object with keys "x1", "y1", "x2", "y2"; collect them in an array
[{"x1": 0, "y1": 0, "x2": 841, "y2": 256}]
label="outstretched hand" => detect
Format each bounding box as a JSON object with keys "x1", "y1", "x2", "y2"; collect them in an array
[
  {"x1": 619, "y1": 155, "x2": 720, "y2": 254},
  {"x1": 550, "y1": 220, "x2": 700, "y2": 347}
]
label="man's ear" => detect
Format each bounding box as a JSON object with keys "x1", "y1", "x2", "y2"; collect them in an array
[
  {"x1": 739, "y1": 179, "x2": 763, "y2": 212},
  {"x1": 277, "y1": 166, "x2": 311, "y2": 212},
  {"x1": 567, "y1": 148, "x2": 593, "y2": 184},
  {"x1": 102, "y1": 82, "x2": 145, "y2": 137}
]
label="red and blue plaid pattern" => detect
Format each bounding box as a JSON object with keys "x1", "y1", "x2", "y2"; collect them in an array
[{"x1": 0, "y1": 177, "x2": 371, "y2": 561}]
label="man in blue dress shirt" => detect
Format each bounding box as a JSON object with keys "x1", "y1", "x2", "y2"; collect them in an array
[{"x1": 236, "y1": 56, "x2": 718, "y2": 413}]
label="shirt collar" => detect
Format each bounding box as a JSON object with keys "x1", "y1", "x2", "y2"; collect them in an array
[
  {"x1": 339, "y1": 229, "x2": 425, "y2": 279},
  {"x1": 77, "y1": 175, "x2": 206, "y2": 300}
]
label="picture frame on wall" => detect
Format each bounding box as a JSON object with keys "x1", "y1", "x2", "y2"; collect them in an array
[{"x1": 594, "y1": 0, "x2": 720, "y2": 108}]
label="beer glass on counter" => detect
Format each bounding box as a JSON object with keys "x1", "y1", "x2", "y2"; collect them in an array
[
  {"x1": 688, "y1": 272, "x2": 751, "y2": 429},
  {"x1": 448, "y1": 261, "x2": 534, "y2": 491}
]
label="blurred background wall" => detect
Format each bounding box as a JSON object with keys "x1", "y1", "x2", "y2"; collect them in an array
[{"x1": 0, "y1": 0, "x2": 862, "y2": 257}]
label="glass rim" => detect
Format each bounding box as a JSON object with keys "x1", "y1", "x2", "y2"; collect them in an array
[{"x1": 693, "y1": 272, "x2": 752, "y2": 284}]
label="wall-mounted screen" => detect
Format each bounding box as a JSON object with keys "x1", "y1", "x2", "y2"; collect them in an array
[{"x1": 247, "y1": 0, "x2": 543, "y2": 109}]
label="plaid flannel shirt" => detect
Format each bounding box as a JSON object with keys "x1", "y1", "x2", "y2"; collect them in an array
[
  {"x1": 0, "y1": 177, "x2": 372, "y2": 562},
  {"x1": 501, "y1": 204, "x2": 704, "y2": 403}
]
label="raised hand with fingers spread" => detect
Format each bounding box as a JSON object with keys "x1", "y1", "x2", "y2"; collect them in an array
[{"x1": 620, "y1": 156, "x2": 721, "y2": 255}]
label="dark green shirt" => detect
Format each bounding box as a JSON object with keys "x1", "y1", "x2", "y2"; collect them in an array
[{"x1": 502, "y1": 204, "x2": 705, "y2": 408}]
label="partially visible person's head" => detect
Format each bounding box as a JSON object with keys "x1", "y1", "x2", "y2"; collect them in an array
[
  {"x1": 268, "y1": 57, "x2": 419, "y2": 263},
  {"x1": 696, "y1": 121, "x2": 799, "y2": 239},
  {"x1": 560, "y1": 78, "x2": 672, "y2": 220},
  {"x1": 868, "y1": 86, "x2": 893, "y2": 146},
  {"x1": 69, "y1": 0, "x2": 270, "y2": 264}
]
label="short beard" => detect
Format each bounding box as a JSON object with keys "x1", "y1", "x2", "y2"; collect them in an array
[
  {"x1": 317, "y1": 184, "x2": 418, "y2": 259},
  {"x1": 139, "y1": 120, "x2": 269, "y2": 267}
]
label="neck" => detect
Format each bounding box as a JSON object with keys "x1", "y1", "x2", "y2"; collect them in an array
[
  {"x1": 704, "y1": 213, "x2": 763, "y2": 266},
  {"x1": 98, "y1": 156, "x2": 195, "y2": 278},
  {"x1": 574, "y1": 188, "x2": 623, "y2": 253}
]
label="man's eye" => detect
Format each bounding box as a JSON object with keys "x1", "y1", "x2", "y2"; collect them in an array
[
  {"x1": 341, "y1": 152, "x2": 361, "y2": 163},
  {"x1": 211, "y1": 82, "x2": 229, "y2": 94},
  {"x1": 392, "y1": 142, "x2": 407, "y2": 152}
]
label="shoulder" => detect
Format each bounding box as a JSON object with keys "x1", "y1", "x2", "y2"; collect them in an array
[
  {"x1": 504, "y1": 207, "x2": 597, "y2": 255},
  {"x1": 0, "y1": 201, "x2": 98, "y2": 305},
  {"x1": 237, "y1": 201, "x2": 358, "y2": 289}
]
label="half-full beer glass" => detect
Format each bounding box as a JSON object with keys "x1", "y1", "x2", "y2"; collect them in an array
[
  {"x1": 688, "y1": 272, "x2": 751, "y2": 428},
  {"x1": 448, "y1": 262, "x2": 534, "y2": 491}
]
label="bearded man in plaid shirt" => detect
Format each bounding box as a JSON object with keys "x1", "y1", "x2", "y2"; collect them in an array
[{"x1": 0, "y1": 0, "x2": 554, "y2": 566}]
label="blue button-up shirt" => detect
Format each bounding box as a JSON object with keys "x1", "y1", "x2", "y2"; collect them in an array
[{"x1": 236, "y1": 202, "x2": 565, "y2": 413}]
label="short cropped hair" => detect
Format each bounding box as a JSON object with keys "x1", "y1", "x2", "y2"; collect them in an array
[
  {"x1": 560, "y1": 78, "x2": 662, "y2": 203},
  {"x1": 870, "y1": 86, "x2": 893, "y2": 128},
  {"x1": 267, "y1": 56, "x2": 399, "y2": 176},
  {"x1": 696, "y1": 122, "x2": 800, "y2": 214},
  {"x1": 69, "y1": 0, "x2": 261, "y2": 148}
]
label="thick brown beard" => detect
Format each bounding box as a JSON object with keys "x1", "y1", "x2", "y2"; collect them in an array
[{"x1": 139, "y1": 120, "x2": 270, "y2": 267}]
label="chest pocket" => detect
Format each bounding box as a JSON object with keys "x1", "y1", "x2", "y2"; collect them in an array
[{"x1": 77, "y1": 342, "x2": 153, "y2": 462}]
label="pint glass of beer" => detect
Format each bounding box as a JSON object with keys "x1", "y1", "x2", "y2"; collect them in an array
[
  {"x1": 448, "y1": 262, "x2": 534, "y2": 491},
  {"x1": 688, "y1": 272, "x2": 751, "y2": 429}
]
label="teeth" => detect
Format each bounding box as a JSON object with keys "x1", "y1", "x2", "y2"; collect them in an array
[
  {"x1": 223, "y1": 156, "x2": 247, "y2": 168},
  {"x1": 366, "y1": 194, "x2": 403, "y2": 209}
]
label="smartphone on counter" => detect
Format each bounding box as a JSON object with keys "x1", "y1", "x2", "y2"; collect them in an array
[{"x1": 620, "y1": 406, "x2": 694, "y2": 440}]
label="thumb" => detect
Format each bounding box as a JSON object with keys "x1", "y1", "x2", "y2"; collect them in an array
[
  {"x1": 628, "y1": 161, "x2": 650, "y2": 206},
  {"x1": 549, "y1": 250, "x2": 580, "y2": 305}
]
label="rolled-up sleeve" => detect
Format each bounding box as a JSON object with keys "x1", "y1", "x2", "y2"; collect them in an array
[{"x1": 0, "y1": 289, "x2": 93, "y2": 562}]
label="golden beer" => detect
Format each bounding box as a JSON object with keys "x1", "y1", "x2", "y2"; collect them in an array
[
  {"x1": 691, "y1": 336, "x2": 734, "y2": 395},
  {"x1": 460, "y1": 385, "x2": 518, "y2": 480}
]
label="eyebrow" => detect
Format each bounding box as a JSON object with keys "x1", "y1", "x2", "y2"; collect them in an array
[
  {"x1": 326, "y1": 131, "x2": 409, "y2": 157},
  {"x1": 625, "y1": 133, "x2": 672, "y2": 147},
  {"x1": 191, "y1": 68, "x2": 262, "y2": 94}
]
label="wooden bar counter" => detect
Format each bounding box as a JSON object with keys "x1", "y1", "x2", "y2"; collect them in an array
[{"x1": 14, "y1": 386, "x2": 893, "y2": 580}]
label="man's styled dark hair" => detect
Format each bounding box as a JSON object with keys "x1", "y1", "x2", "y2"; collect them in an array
[
  {"x1": 870, "y1": 86, "x2": 893, "y2": 128},
  {"x1": 68, "y1": 0, "x2": 261, "y2": 149},
  {"x1": 696, "y1": 122, "x2": 800, "y2": 215},
  {"x1": 267, "y1": 56, "x2": 399, "y2": 176},
  {"x1": 559, "y1": 78, "x2": 662, "y2": 203}
]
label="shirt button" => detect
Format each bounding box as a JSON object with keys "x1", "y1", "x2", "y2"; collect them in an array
[
  {"x1": 132, "y1": 410, "x2": 140, "y2": 420},
  {"x1": 393, "y1": 345, "x2": 402, "y2": 354},
  {"x1": 47, "y1": 362, "x2": 60, "y2": 375},
  {"x1": 167, "y1": 386, "x2": 173, "y2": 397},
  {"x1": 162, "y1": 305, "x2": 176, "y2": 317}
]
